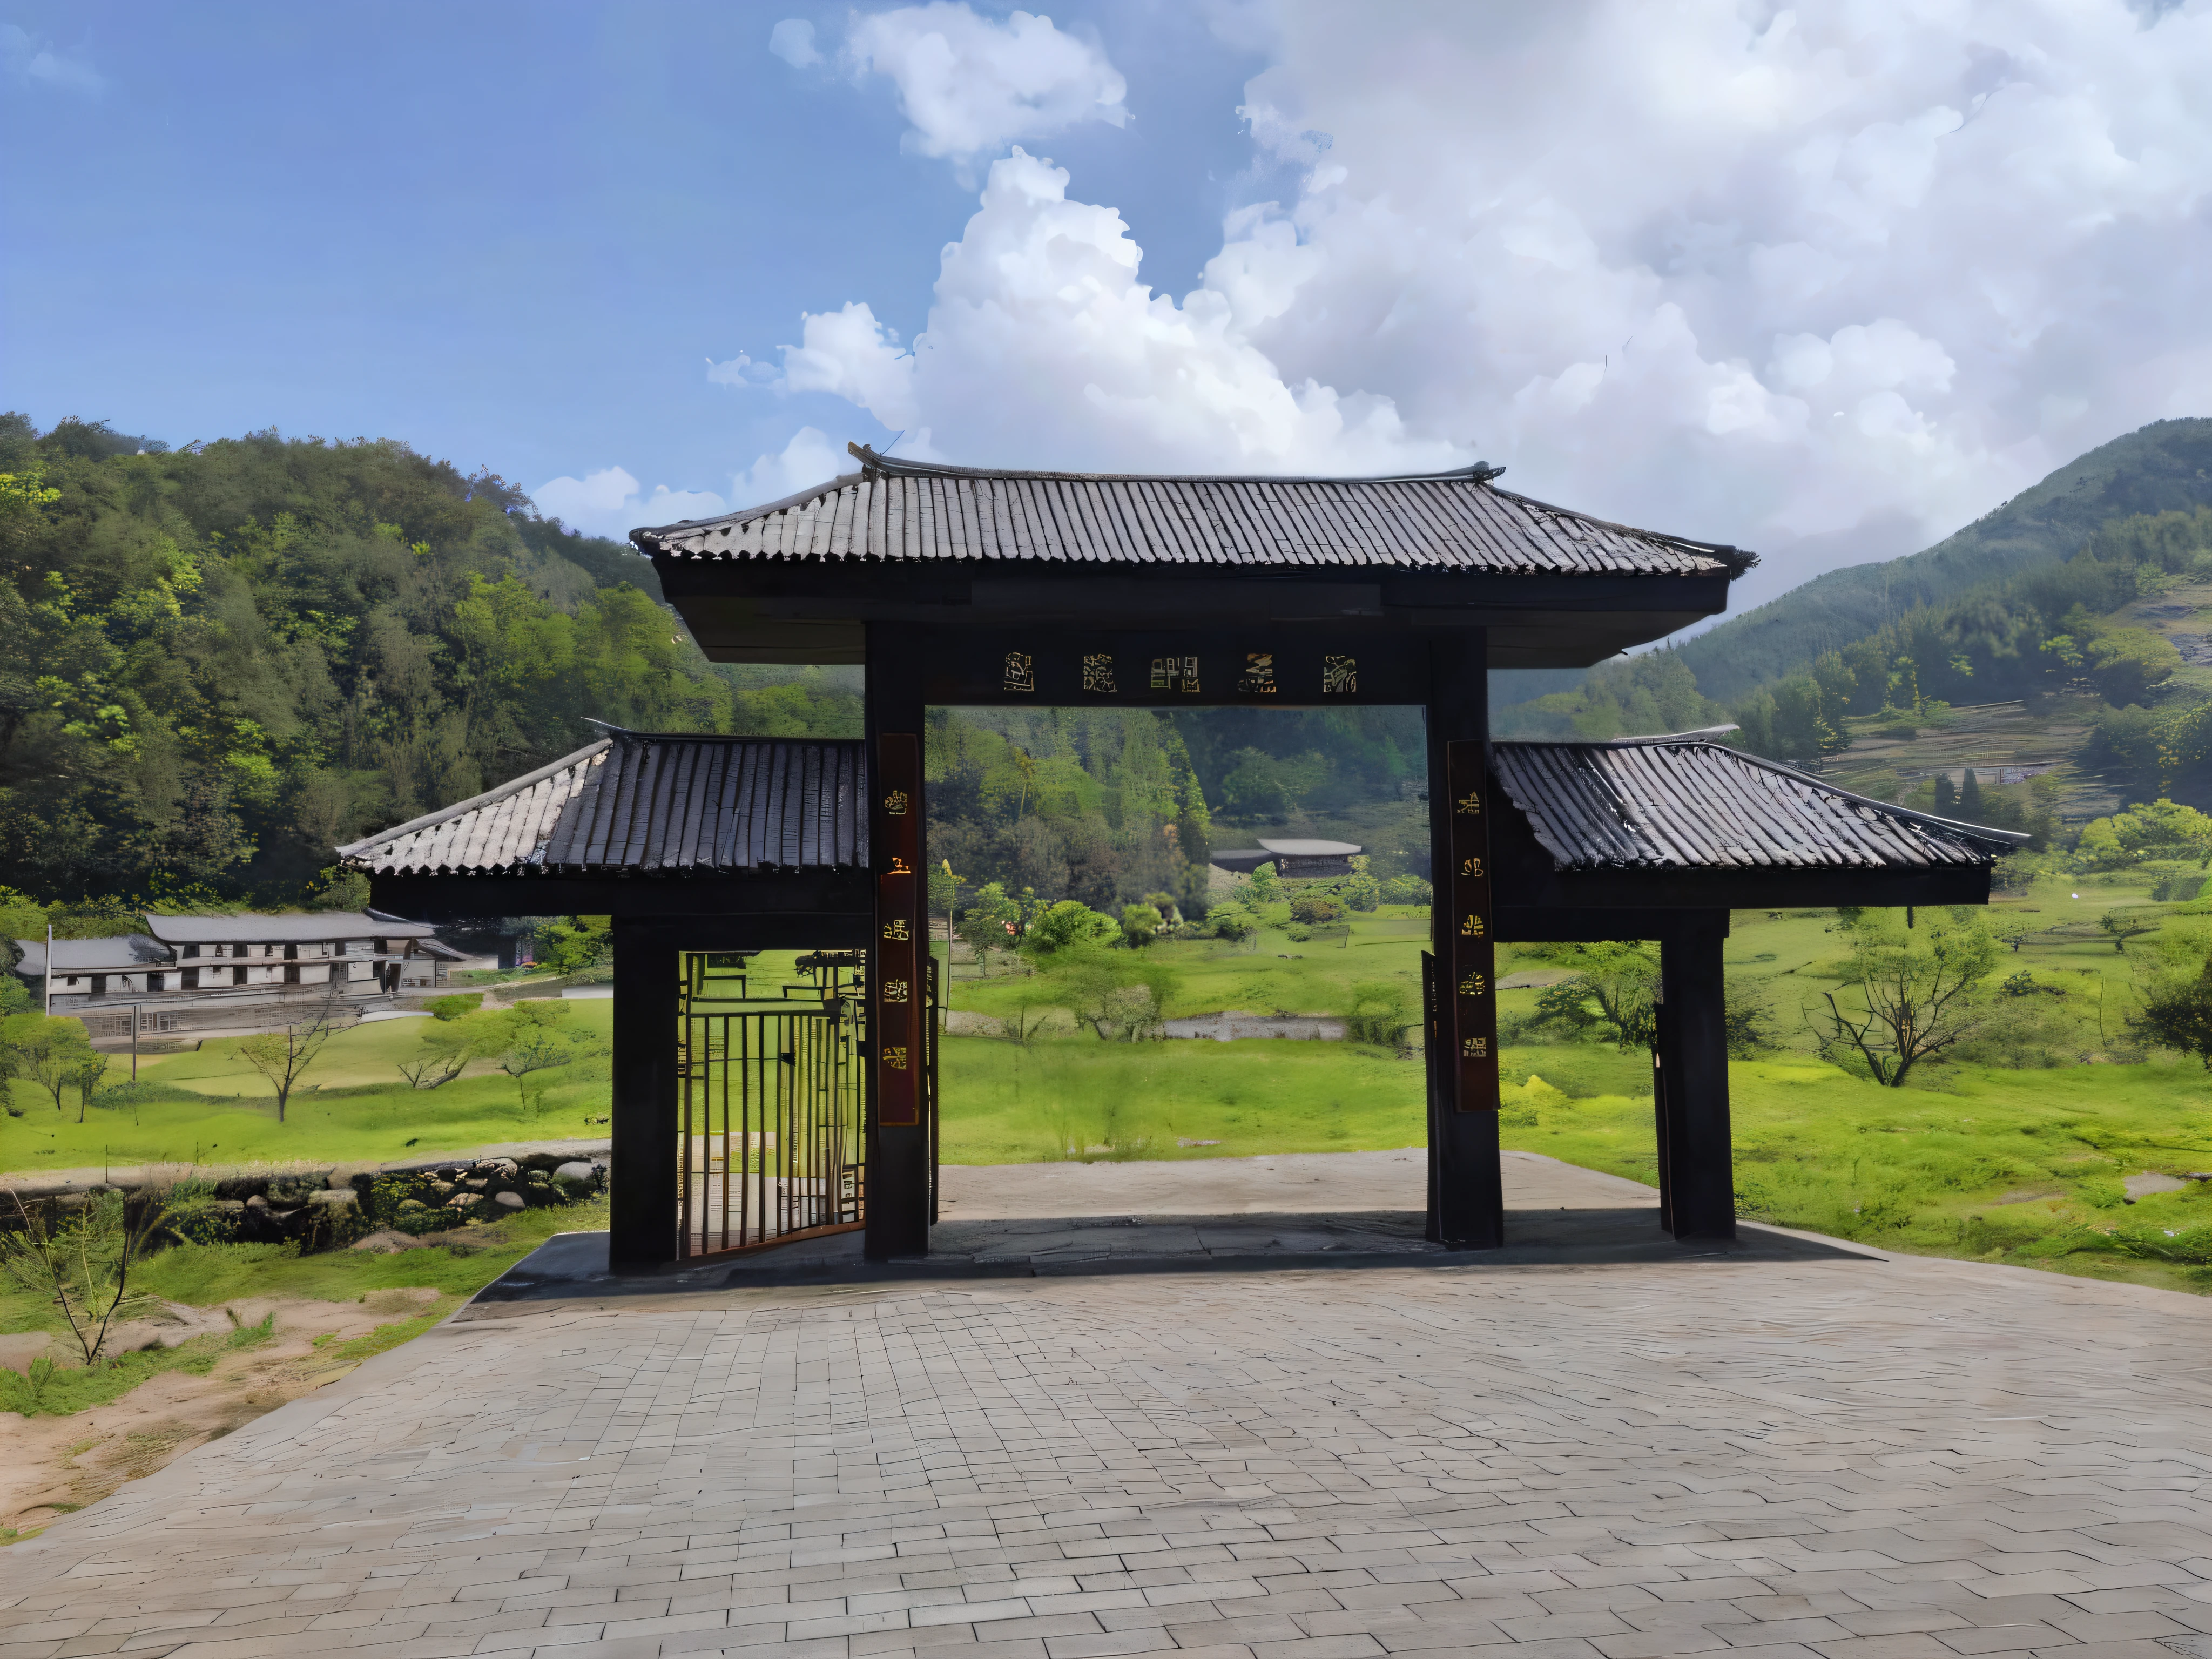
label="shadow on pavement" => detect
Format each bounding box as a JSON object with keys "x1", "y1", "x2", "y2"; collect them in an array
[{"x1": 463, "y1": 1206, "x2": 1873, "y2": 1311}]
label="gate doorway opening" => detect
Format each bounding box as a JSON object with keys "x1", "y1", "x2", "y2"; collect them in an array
[{"x1": 675, "y1": 948, "x2": 938, "y2": 1260}]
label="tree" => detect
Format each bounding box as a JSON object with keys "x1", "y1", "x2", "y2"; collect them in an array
[
  {"x1": 1023, "y1": 899, "x2": 1120, "y2": 955},
  {"x1": 70, "y1": 1051, "x2": 112, "y2": 1123},
  {"x1": 5, "y1": 1013, "x2": 97, "y2": 1113},
  {"x1": 1813, "y1": 911, "x2": 1995, "y2": 1087},
  {"x1": 2130, "y1": 956, "x2": 2212, "y2": 1068},
  {"x1": 1346, "y1": 981, "x2": 1411, "y2": 1047},
  {"x1": 2100, "y1": 910, "x2": 2159, "y2": 954},
  {"x1": 1723, "y1": 977, "x2": 1777, "y2": 1058},
  {"x1": 235, "y1": 992, "x2": 342, "y2": 1122},
  {"x1": 955, "y1": 881, "x2": 1021, "y2": 976},
  {"x1": 1, "y1": 1188, "x2": 166, "y2": 1366},
  {"x1": 1245, "y1": 862, "x2": 1283, "y2": 905},
  {"x1": 1120, "y1": 902, "x2": 1162, "y2": 947}
]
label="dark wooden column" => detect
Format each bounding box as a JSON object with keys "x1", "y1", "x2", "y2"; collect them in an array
[
  {"x1": 864, "y1": 623, "x2": 932, "y2": 1260},
  {"x1": 1657, "y1": 910, "x2": 1734, "y2": 1241},
  {"x1": 1425, "y1": 630, "x2": 1503, "y2": 1249},
  {"x1": 608, "y1": 917, "x2": 680, "y2": 1272}
]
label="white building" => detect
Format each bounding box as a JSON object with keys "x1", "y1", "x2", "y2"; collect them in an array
[{"x1": 14, "y1": 911, "x2": 464, "y2": 1044}]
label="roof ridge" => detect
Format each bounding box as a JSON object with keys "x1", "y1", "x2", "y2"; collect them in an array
[{"x1": 338, "y1": 738, "x2": 611, "y2": 856}]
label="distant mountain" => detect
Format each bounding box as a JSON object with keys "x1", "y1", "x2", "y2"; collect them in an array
[{"x1": 1497, "y1": 417, "x2": 2212, "y2": 714}]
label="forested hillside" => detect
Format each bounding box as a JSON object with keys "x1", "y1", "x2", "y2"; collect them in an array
[
  {"x1": 1673, "y1": 417, "x2": 2212, "y2": 703},
  {"x1": 0, "y1": 417, "x2": 857, "y2": 905}
]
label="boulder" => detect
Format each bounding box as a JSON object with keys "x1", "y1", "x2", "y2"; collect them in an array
[
  {"x1": 553, "y1": 1161, "x2": 598, "y2": 1189},
  {"x1": 308, "y1": 1189, "x2": 357, "y2": 1209},
  {"x1": 494, "y1": 1191, "x2": 527, "y2": 1211}
]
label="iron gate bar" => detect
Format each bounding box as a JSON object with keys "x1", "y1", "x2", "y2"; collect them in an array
[{"x1": 676, "y1": 952, "x2": 867, "y2": 1261}]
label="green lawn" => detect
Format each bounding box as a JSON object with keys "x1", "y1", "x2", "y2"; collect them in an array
[{"x1": 3, "y1": 1001, "x2": 615, "y2": 1170}]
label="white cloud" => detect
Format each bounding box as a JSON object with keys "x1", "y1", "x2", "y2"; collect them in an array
[
  {"x1": 1, "y1": 23, "x2": 102, "y2": 93},
  {"x1": 844, "y1": 3, "x2": 1127, "y2": 171},
  {"x1": 757, "y1": 0, "x2": 2212, "y2": 616},
  {"x1": 730, "y1": 428, "x2": 847, "y2": 508},
  {"x1": 534, "y1": 467, "x2": 727, "y2": 539},
  {"x1": 769, "y1": 149, "x2": 1456, "y2": 476},
  {"x1": 768, "y1": 19, "x2": 821, "y2": 68}
]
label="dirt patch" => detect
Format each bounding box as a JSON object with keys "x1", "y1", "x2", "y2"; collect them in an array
[{"x1": 0, "y1": 1286, "x2": 446, "y2": 1539}]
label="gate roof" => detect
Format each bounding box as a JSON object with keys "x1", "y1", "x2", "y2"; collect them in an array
[
  {"x1": 338, "y1": 732, "x2": 867, "y2": 878},
  {"x1": 1492, "y1": 734, "x2": 2026, "y2": 872},
  {"x1": 629, "y1": 445, "x2": 1756, "y2": 669},
  {"x1": 633, "y1": 447, "x2": 1755, "y2": 579}
]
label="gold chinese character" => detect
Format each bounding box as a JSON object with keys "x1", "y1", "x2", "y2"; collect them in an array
[
  {"x1": 1455, "y1": 791, "x2": 1482, "y2": 815},
  {"x1": 882, "y1": 979, "x2": 910, "y2": 1003},
  {"x1": 1322, "y1": 655, "x2": 1357, "y2": 694},
  {"x1": 882, "y1": 1046, "x2": 909, "y2": 1070},
  {"x1": 1003, "y1": 651, "x2": 1035, "y2": 693},
  {"x1": 882, "y1": 788, "x2": 909, "y2": 817},
  {"x1": 1458, "y1": 973, "x2": 1488, "y2": 998},
  {"x1": 1082, "y1": 653, "x2": 1117, "y2": 694},
  {"x1": 883, "y1": 919, "x2": 910, "y2": 942},
  {"x1": 1462, "y1": 1036, "x2": 1489, "y2": 1060},
  {"x1": 1459, "y1": 856, "x2": 1485, "y2": 878},
  {"x1": 1150, "y1": 655, "x2": 1201, "y2": 693},
  {"x1": 1459, "y1": 914, "x2": 1485, "y2": 937},
  {"x1": 887, "y1": 856, "x2": 913, "y2": 876},
  {"x1": 1238, "y1": 652, "x2": 1278, "y2": 695}
]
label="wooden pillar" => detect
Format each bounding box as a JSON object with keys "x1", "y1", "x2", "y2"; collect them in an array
[
  {"x1": 865, "y1": 622, "x2": 932, "y2": 1260},
  {"x1": 1425, "y1": 630, "x2": 1504, "y2": 1249},
  {"x1": 1657, "y1": 911, "x2": 1734, "y2": 1241},
  {"x1": 608, "y1": 918, "x2": 680, "y2": 1272}
]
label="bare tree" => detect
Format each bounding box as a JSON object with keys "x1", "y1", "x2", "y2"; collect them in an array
[
  {"x1": 236, "y1": 990, "x2": 342, "y2": 1122},
  {"x1": 1, "y1": 1189, "x2": 166, "y2": 1366},
  {"x1": 1814, "y1": 911, "x2": 1995, "y2": 1087}
]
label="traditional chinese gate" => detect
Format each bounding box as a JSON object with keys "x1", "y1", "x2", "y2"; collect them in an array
[{"x1": 675, "y1": 948, "x2": 933, "y2": 1259}]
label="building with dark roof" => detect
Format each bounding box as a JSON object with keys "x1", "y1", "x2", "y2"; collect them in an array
[{"x1": 14, "y1": 912, "x2": 458, "y2": 1043}]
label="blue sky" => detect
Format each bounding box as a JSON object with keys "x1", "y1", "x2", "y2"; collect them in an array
[
  {"x1": 8, "y1": 2, "x2": 2211, "y2": 617},
  {"x1": 4, "y1": 2, "x2": 1262, "y2": 508}
]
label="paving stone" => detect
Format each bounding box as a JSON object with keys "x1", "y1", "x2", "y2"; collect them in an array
[{"x1": 3, "y1": 1158, "x2": 2211, "y2": 1659}]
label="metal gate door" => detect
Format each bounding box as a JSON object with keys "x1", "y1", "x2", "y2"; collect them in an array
[{"x1": 677, "y1": 950, "x2": 866, "y2": 1259}]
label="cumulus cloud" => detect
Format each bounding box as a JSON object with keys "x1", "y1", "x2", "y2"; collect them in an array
[
  {"x1": 768, "y1": 18, "x2": 822, "y2": 68},
  {"x1": 730, "y1": 428, "x2": 847, "y2": 507},
  {"x1": 845, "y1": 3, "x2": 1127, "y2": 171},
  {"x1": 1, "y1": 23, "x2": 102, "y2": 92},
  {"x1": 770, "y1": 149, "x2": 1457, "y2": 476},
  {"x1": 745, "y1": 0, "x2": 2212, "y2": 615},
  {"x1": 534, "y1": 467, "x2": 727, "y2": 539}
]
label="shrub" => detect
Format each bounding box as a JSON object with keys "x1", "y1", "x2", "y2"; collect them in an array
[
  {"x1": 1378, "y1": 875, "x2": 1432, "y2": 906},
  {"x1": 425, "y1": 993, "x2": 484, "y2": 1021},
  {"x1": 1289, "y1": 894, "x2": 1343, "y2": 926}
]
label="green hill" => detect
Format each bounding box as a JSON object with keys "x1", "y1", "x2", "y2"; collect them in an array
[
  {"x1": 0, "y1": 415, "x2": 859, "y2": 906},
  {"x1": 1675, "y1": 417, "x2": 2212, "y2": 704}
]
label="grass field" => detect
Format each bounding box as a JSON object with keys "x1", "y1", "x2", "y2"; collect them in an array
[
  {"x1": 7, "y1": 894, "x2": 2209, "y2": 1298},
  {"x1": 1, "y1": 1000, "x2": 614, "y2": 1170}
]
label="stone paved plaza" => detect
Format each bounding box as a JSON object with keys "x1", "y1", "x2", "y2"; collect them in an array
[{"x1": 5, "y1": 1154, "x2": 2212, "y2": 1659}]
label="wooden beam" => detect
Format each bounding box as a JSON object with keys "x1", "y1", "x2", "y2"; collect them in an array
[
  {"x1": 1426, "y1": 631, "x2": 1504, "y2": 1249},
  {"x1": 609, "y1": 918, "x2": 679, "y2": 1273},
  {"x1": 1657, "y1": 912, "x2": 1734, "y2": 1242},
  {"x1": 365, "y1": 873, "x2": 872, "y2": 925},
  {"x1": 865, "y1": 622, "x2": 932, "y2": 1262}
]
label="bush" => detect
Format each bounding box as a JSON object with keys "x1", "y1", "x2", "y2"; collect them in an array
[
  {"x1": 1289, "y1": 894, "x2": 1343, "y2": 925},
  {"x1": 425, "y1": 993, "x2": 484, "y2": 1021},
  {"x1": 1378, "y1": 875, "x2": 1432, "y2": 906}
]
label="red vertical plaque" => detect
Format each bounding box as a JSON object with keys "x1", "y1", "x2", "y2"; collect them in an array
[
  {"x1": 873, "y1": 733, "x2": 923, "y2": 1128},
  {"x1": 1446, "y1": 739, "x2": 1498, "y2": 1114}
]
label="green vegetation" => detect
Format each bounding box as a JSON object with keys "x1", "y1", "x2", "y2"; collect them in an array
[
  {"x1": 0, "y1": 1000, "x2": 615, "y2": 1169},
  {"x1": 0, "y1": 414, "x2": 858, "y2": 906},
  {"x1": 0, "y1": 1196, "x2": 604, "y2": 1417},
  {"x1": 1502, "y1": 415, "x2": 2212, "y2": 713}
]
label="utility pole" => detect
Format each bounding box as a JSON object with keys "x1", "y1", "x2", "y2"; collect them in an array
[{"x1": 44, "y1": 922, "x2": 53, "y2": 1016}]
